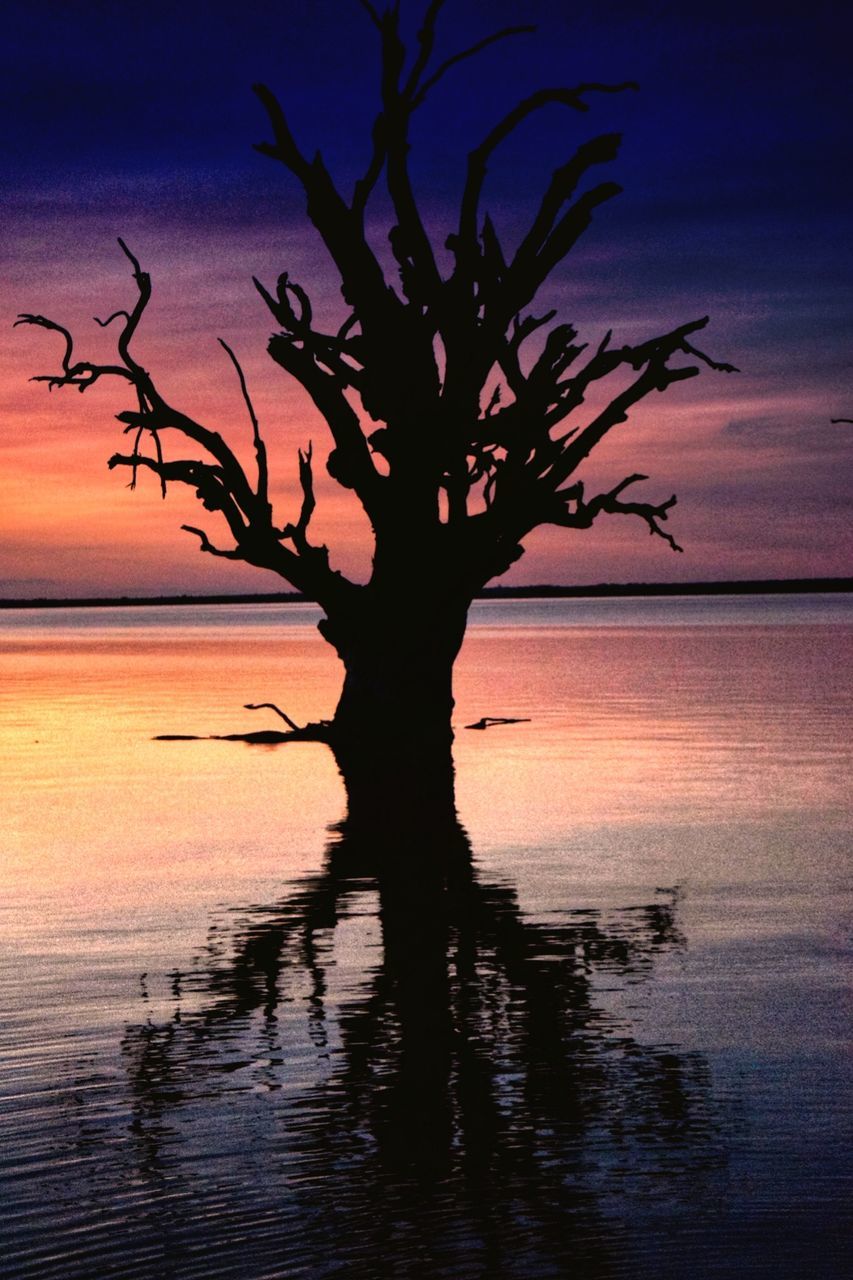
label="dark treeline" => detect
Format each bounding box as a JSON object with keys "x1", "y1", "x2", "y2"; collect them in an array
[{"x1": 1, "y1": 577, "x2": 850, "y2": 610}]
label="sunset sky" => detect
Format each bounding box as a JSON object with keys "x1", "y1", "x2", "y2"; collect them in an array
[{"x1": 3, "y1": 0, "x2": 851, "y2": 598}]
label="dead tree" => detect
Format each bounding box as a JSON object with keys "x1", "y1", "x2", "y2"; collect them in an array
[{"x1": 18, "y1": 3, "x2": 735, "y2": 792}]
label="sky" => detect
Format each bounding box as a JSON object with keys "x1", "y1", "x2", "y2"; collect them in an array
[{"x1": 2, "y1": 0, "x2": 852, "y2": 597}]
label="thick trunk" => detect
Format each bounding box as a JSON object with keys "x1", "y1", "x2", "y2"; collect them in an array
[{"x1": 322, "y1": 590, "x2": 469, "y2": 828}]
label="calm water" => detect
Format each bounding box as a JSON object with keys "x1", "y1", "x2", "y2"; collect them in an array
[{"x1": 1, "y1": 595, "x2": 850, "y2": 1278}]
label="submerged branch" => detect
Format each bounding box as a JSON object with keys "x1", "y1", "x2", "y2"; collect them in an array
[
  {"x1": 154, "y1": 723, "x2": 332, "y2": 745},
  {"x1": 465, "y1": 717, "x2": 531, "y2": 730},
  {"x1": 244, "y1": 702, "x2": 302, "y2": 731}
]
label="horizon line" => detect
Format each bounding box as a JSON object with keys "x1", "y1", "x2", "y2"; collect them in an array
[{"x1": 1, "y1": 576, "x2": 851, "y2": 610}]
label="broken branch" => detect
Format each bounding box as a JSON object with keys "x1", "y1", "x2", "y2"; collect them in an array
[
  {"x1": 181, "y1": 525, "x2": 244, "y2": 559},
  {"x1": 244, "y1": 702, "x2": 302, "y2": 731}
]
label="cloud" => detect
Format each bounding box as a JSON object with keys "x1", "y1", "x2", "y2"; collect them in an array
[
  {"x1": 1, "y1": 576, "x2": 55, "y2": 589},
  {"x1": 722, "y1": 414, "x2": 853, "y2": 454}
]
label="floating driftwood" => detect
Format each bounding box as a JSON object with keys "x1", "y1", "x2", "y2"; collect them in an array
[
  {"x1": 464, "y1": 717, "x2": 531, "y2": 731},
  {"x1": 153, "y1": 701, "x2": 332, "y2": 745},
  {"x1": 154, "y1": 705, "x2": 530, "y2": 743},
  {"x1": 154, "y1": 729, "x2": 331, "y2": 745}
]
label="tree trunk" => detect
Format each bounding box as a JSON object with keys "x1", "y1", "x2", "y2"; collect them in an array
[{"x1": 322, "y1": 589, "x2": 469, "y2": 829}]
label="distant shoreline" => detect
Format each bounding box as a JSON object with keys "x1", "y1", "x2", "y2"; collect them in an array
[{"x1": 1, "y1": 577, "x2": 850, "y2": 610}]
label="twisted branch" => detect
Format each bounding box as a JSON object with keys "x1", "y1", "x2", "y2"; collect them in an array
[
  {"x1": 555, "y1": 475, "x2": 683, "y2": 552},
  {"x1": 19, "y1": 241, "x2": 355, "y2": 608},
  {"x1": 16, "y1": 311, "x2": 132, "y2": 391},
  {"x1": 181, "y1": 526, "x2": 245, "y2": 559}
]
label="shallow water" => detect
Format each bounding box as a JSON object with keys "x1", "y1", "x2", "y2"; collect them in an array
[{"x1": 1, "y1": 595, "x2": 850, "y2": 1278}]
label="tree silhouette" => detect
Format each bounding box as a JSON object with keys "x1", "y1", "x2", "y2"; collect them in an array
[{"x1": 19, "y1": 3, "x2": 735, "y2": 785}]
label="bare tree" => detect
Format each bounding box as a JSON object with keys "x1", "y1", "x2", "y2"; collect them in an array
[{"x1": 18, "y1": 3, "x2": 734, "y2": 799}]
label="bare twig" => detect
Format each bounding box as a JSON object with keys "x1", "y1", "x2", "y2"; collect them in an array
[
  {"x1": 244, "y1": 702, "x2": 302, "y2": 731},
  {"x1": 554, "y1": 474, "x2": 683, "y2": 552},
  {"x1": 356, "y1": 0, "x2": 382, "y2": 30},
  {"x1": 181, "y1": 525, "x2": 244, "y2": 559},
  {"x1": 411, "y1": 24, "x2": 535, "y2": 108},
  {"x1": 218, "y1": 338, "x2": 269, "y2": 510}
]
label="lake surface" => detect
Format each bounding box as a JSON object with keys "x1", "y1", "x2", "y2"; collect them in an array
[{"x1": 1, "y1": 595, "x2": 850, "y2": 1278}]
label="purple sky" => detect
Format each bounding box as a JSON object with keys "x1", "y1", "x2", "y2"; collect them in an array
[{"x1": 2, "y1": 0, "x2": 852, "y2": 596}]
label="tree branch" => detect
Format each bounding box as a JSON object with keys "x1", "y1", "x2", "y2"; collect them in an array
[
  {"x1": 411, "y1": 24, "x2": 535, "y2": 108},
  {"x1": 181, "y1": 526, "x2": 245, "y2": 559},
  {"x1": 554, "y1": 474, "x2": 683, "y2": 552},
  {"x1": 218, "y1": 338, "x2": 269, "y2": 512},
  {"x1": 16, "y1": 311, "x2": 134, "y2": 391},
  {"x1": 114, "y1": 238, "x2": 150, "y2": 376},
  {"x1": 244, "y1": 702, "x2": 302, "y2": 731},
  {"x1": 376, "y1": 9, "x2": 444, "y2": 309},
  {"x1": 457, "y1": 83, "x2": 637, "y2": 264},
  {"x1": 280, "y1": 443, "x2": 317, "y2": 556},
  {"x1": 513, "y1": 134, "x2": 622, "y2": 272},
  {"x1": 19, "y1": 242, "x2": 361, "y2": 608},
  {"x1": 541, "y1": 317, "x2": 736, "y2": 490},
  {"x1": 108, "y1": 453, "x2": 247, "y2": 542},
  {"x1": 403, "y1": 0, "x2": 447, "y2": 101},
  {"x1": 253, "y1": 81, "x2": 401, "y2": 335},
  {"x1": 357, "y1": 0, "x2": 382, "y2": 28},
  {"x1": 265, "y1": 331, "x2": 386, "y2": 522}
]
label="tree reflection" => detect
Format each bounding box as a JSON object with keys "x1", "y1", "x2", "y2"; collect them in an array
[{"x1": 122, "y1": 805, "x2": 720, "y2": 1278}]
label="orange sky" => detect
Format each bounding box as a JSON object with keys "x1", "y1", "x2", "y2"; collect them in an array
[{"x1": 4, "y1": 227, "x2": 849, "y2": 597}]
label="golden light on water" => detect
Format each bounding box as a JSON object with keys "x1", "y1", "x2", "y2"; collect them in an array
[{"x1": 4, "y1": 602, "x2": 850, "y2": 908}]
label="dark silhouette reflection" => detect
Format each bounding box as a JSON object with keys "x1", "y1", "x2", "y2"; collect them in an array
[{"x1": 122, "y1": 804, "x2": 720, "y2": 1279}]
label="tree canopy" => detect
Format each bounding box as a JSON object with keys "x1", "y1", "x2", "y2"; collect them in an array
[{"x1": 19, "y1": 2, "x2": 735, "y2": 620}]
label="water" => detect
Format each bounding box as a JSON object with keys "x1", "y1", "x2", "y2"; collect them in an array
[{"x1": 1, "y1": 595, "x2": 850, "y2": 1278}]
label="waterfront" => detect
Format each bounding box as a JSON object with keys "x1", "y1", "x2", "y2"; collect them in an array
[{"x1": 1, "y1": 595, "x2": 850, "y2": 1277}]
